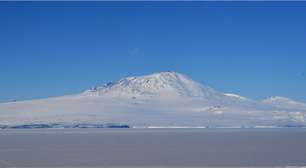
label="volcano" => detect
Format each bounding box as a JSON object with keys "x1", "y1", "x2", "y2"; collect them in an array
[{"x1": 0, "y1": 71, "x2": 305, "y2": 128}]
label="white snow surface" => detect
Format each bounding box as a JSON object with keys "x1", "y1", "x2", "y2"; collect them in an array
[
  {"x1": 224, "y1": 93, "x2": 248, "y2": 100},
  {"x1": 0, "y1": 71, "x2": 306, "y2": 128},
  {"x1": 262, "y1": 96, "x2": 306, "y2": 110}
]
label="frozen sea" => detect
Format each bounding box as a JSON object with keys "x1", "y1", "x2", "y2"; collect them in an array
[{"x1": 0, "y1": 128, "x2": 306, "y2": 168}]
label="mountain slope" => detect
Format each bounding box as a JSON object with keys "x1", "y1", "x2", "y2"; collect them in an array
[
  {"x1": 262, "y1": 96, "x2": 306, "y2": 110},
  {"x1": 0, "y1": 71, "x2": 305, "y2": 128}
]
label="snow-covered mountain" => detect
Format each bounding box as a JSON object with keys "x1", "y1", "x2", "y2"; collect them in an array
[
  {"x1": 82, "y1": 72, "x2": 219, "y2": 98},
  {"x1": 262, "y1": 96, "x2": 306, "y2": 110},
  {"x1": 0, "y1": 71, "x2": 305, "y2": 128}
]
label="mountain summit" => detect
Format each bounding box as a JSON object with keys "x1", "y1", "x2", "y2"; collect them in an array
[
  {"x1": 82, "y1": 71, "x2": 219, "y2": 98},
  {"x1": 0, "y1": 72, "x2": 305, "y2": 128}
]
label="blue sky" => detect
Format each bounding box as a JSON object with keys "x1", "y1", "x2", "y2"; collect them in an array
[{"x1": 0, "y1": 1, "x2": 306, "y2": 102}]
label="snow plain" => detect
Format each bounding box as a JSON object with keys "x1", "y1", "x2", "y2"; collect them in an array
[{"x1": 0, "y1": 129, "x2": 306, "y2": 167}]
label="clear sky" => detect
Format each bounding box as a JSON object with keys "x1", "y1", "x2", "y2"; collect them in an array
[{"x1": 0, "y1": 1, "x2": 306, "y2": 102}]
